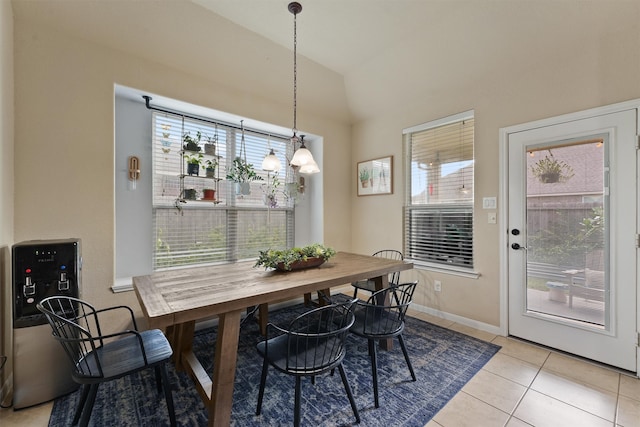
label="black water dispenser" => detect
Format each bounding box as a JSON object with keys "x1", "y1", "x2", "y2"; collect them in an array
[{"x1": 12, "y1": 238, "x2": 81, "y2": 409}]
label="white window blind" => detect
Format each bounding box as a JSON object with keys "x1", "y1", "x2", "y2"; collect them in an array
[
  {"x1": 152, "y1": 112, "x2": 294, "y2": 270},
  {"x1": 404, "y1": 114, "x2": 474, "y2": 268}
]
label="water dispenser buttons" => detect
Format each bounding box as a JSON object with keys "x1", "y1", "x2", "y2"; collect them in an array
[
  {"x1": 23, "y1": 276, "x2": 36, "y2": 297},
  {"x1": 58, "y1": 271, "x2": 69, "y2": 291}
]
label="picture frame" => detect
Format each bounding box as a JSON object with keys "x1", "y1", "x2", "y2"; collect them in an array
[{"x1": 357, "y1": 156, "x2": 393, "y2": 196}]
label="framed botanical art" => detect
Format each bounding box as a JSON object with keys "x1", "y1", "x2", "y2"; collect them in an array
[{"x1": 357, "y1": 156, "x2": 393, "y2": 196}]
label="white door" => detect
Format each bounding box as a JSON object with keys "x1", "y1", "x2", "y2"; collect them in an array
[{"x1": 507, "y1": 107, "x2": 638, "y2": 371}]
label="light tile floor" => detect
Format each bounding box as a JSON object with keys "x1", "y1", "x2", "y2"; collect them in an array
[
  {"x1": 411, "y1": 311, "x2": 640, "y2": 427},
  {"x1": 1, "y1": 311, "x2": 639, "y2": 427}
]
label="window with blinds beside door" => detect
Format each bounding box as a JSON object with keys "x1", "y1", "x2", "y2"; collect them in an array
[
  {"x1": 403, "y1": 112, "x2": 474, "y2": 269},
  {"x1": 152, "y1": 112, "x2": 295, "y2": 270}
]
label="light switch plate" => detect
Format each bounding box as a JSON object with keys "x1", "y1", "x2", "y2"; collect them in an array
[{"x1": 483, "y1": 197, "x2": 497, "y2": 209}]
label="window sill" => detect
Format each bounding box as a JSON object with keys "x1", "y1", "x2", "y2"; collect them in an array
[
  {"x1": 112, "y1": 277, "x2": 134, "y2": 293},
  {"x1": 409, "y1": 260, "x2": 480, "y2": 279}
]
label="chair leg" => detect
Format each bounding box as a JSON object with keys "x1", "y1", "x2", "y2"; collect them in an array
[
  {"x1": 256, "y1": 358, "x2": 269, "y2": 415},
  {"x1": 159, "y1": 363, "x2": 177, "y2": 427},
  {"x1": 294, "y1": 376, "x2": 302, "y2": 427},
  {"x1": 78, "y1": 384, "x2": 99, "y2": 427},
  {"x1": 398, "y1": 335, "x2": 416, "y2": 381},
  {"x1": 154, "y1": 365, "x2": 162, "y2": 393},
  {"x1": 72, "y1": 384, "x2": 90, "y2": 426},
  {"x1": 368, "y1": 339, "x2": 380, "y2": 408},
  {"x1": 338, "y1": 364, "x2": 361, "y2": 424}
]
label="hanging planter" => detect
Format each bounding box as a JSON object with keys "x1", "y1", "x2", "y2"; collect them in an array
[
  {"x1": 236, "y1": 182, "x2": 251, "y2": 196},
  {"x1": 225, "y1": 120, "x2": 263, "y2": 196},
  {"x1": 530, "y1": 150, "x2": 574, "y2": 184},
  {"x1": 227, "y1": 158, "x2": 263, "y2": 195}
]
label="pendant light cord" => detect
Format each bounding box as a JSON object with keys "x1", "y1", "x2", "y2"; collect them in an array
[{"x1": 292, "y1": 6, "x2": 298, "y2": 135}]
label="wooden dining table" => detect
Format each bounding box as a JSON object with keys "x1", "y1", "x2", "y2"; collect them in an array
[{"x1": 133, "y1": 251, "x2": 413, "y2": 427}]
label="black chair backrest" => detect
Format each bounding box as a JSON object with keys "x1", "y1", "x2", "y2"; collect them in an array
[
  {"x1": 283, "y1": 300, "x2": 356, "y2": 375},
  {"x1": 356, "y1": 281, "x2": 418, "y2": 338},
  {"x1": 37, "y1": 296, "x2": 139, "y2": 380},
  {"x1": 371, "y1": 250, "x2": 404, "y2": 285}
]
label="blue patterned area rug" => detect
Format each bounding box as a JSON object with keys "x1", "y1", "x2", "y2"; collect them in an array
[{"x1": 49, "y1": 299, "x2": 500, "y2": 426}]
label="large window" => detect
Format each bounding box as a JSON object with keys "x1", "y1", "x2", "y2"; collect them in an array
[
  {"x1": 152, "y1": 112, "x2": 295, "y2": 270},
  {"x1": 403, "y1": 111, "x2": 474, "y2": 269}
]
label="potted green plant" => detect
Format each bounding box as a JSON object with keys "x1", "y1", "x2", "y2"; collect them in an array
[
  {"x1": 203, "y1": 134, "x2": 216, "y2": 156},
  {"x1": 183, "y1": 188, "x2": 197, "y2": 200},
  {"x1": 254, "y1": 243, "x2": 336, "y2": 271},
  {"x1": 530, "y1": 151, "x2": 574, "y2": 184},
  {"x1": 183, "y1": 131, "x2": 202, "y2": 152},
  {"x1": 185, "y1": 153, "x2": 203, "y2": 176},
  {"x1": 262, "y1": 173, "x2": 281, "y2": 208},
  {"x1": 205, "y1": 159, "x2": 218, "y2": 178},
  {"x1": 226, "y1": 157, "x2": 263, "y2": 195}
]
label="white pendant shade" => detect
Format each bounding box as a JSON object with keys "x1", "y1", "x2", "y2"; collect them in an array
[
  {"x1": 261, "y1": 149, "x2": 281, "y2": 172},
  {"x1": 298, "y1": 159, "x2": 320, "y2": 174},
  {"x1": 290, "y1": 147, "x2": 315, "y2": 167}
]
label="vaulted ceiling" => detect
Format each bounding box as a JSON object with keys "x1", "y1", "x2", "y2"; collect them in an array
[{"x1": 11, "y1": 0, "x2": 631, "y2": 122}]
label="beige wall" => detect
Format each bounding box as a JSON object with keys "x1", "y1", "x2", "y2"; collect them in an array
[
  {"x1": 0, "y1": 0, "x2": 14, "y2": 403},
  {"x1": 350, "y1": 2, "x2": 640, "y2": 327},
  {"x1": 8, "y1": 0, "x2": 640, "y2": 336},
  {"x1": 11, "y1": 4, "x2": 352, "y2": 326}
]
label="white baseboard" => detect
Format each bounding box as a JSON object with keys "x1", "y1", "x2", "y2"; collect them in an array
[
  {"x1": 112, "y1": 277, "x2": 133, "y2": 293},
  {"x1": 410, "y1": 303, "x2": 503, "y2": 336}
]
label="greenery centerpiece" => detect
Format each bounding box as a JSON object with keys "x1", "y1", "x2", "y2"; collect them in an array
[{"x1": 254, "y1": 243, "x2": 337, "y2": 271}]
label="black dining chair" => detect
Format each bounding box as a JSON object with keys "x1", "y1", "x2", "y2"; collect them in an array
[
  {"x1": 350, "y1": 281, "x2": 418, "y2": 408},
  {"x1": 351, "y1": 250, "x2": 404, "y2": 298},
  {"x1": 37, "y1": 296, "x2": 176, "y2": 427},
  {"x1": 256, "y1": 299, "x2": 361, "y2": 426}
]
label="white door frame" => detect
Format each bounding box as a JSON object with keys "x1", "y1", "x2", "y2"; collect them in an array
[{"x1": 499, "y1": 99, "x2": 640, "y2": 373}]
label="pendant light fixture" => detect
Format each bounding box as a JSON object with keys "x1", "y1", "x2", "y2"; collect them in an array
[
  {"x1": 296, "y1": 135, "x2": 320, "y2": 174},
  {"x1": 287, "y1": 2, "x2": 320, "y2": 174},
  {"x1": 261, "y1": 134, "x2": 281, "y2": 172}
]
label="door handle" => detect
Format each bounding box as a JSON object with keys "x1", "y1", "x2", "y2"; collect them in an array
[{"x1": 511, "y1": 243, "x2": 527, "y2": 250}]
